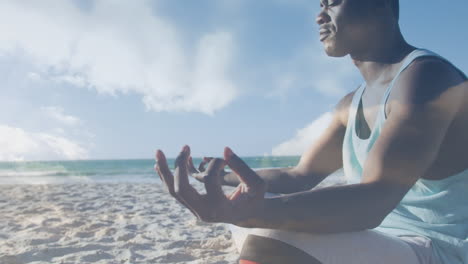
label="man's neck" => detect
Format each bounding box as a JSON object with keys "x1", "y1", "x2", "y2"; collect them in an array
[{"x1": 351, "y1": 29, "x2": 415, "y2": 87}]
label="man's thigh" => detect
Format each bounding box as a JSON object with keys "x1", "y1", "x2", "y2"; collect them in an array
[
  {"x1": 240, "y1": 234, "x2": 323, "y2": 264},
  {"x1": 232, "y1": 227, "x2": 421, "y2": 264}
]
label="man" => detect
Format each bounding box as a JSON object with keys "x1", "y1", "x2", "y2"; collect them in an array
[{"x1": 156, "y1": 0, "x2": 467, "y2": 263}]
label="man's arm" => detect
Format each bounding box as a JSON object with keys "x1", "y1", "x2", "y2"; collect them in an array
[
  {"x1": 220, "y1": 92, "x2": 354, "y2": 194},
  {"x1": 239, "y1": 61, "x2": 466, "y2": 233},
  {"x1": 157, "y1": 60, "x2": 465, "y2": 233}
]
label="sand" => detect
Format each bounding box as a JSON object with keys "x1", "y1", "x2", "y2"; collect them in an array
[{"x1": 0, "y1": 183, "x2": 239, "y2": 264}]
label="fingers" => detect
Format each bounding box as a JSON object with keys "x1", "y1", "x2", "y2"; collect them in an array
[
  {"x1": 155, "y1": 150, "x2": 176, "y2": 195},
  {"x1": 227, "y1": 184, "x2": 251, "y2": 202},
  {"x1": 187, "y1": 156, "x2": 199, "y2": 174},
  {"x1": 224, "y1": 147, "x2": 264, "y2": 188},
  {"x1": 191, "y1": 173, "x2": 206, "y2": 183},
  {"x1": 174, "y1": 145, "x2": 191, "y2": 188},
  {"x1": 173, "y1": 146, "x2": 207, "y2": 214},
  {"x1": 227, "y1": 185, "x2": 242, "y2": 200},
  {"x1": 198, "y1": 157, "x2": 213, "y2": 172},
  {"x1": 156, "y1": 149, "x2": 200, "y2": 217},
  {"x1": 203, "y1": 158, "x2": 227, "y2": 200}
]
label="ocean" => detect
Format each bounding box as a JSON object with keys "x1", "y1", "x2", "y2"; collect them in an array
[{"x1": 0, "y1": 156, "x2": 302, "y2": 184}]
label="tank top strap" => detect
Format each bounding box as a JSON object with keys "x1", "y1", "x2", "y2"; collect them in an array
[{"x1": 347, "y1": 83, "x2": 366, "y2": 128}]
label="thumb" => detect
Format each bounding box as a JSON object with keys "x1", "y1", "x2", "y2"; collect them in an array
[{"x1": 224, "y1": 147, "x2": 264, "y2": 187}]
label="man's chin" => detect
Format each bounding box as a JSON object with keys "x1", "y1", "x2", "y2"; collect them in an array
[{"x1": 322, "y1": 44, "x2": 348, "y2": 58}]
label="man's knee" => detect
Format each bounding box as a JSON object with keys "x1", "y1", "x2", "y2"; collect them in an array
[{"x1": 239, "y1": 234, "x2": 323, "y2": 264}]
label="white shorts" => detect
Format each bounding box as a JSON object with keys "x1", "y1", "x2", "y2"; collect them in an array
[{"x1": 230, "y1": 225, "x2": 439, "y2": 264}]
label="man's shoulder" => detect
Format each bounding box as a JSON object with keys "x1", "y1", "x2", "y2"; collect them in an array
[
  {"x1": 407, "y1": 55, "x2": 465, "y2": 81},
  {"x1": 392, "y1": 55, "x2": 466, "y2": 106},
  {"x1": 383, "y1": 55, "x2": 467, "y2": 129},
  {"x1": 335, "y1": 88, "x2": 358, "y2": 126}
]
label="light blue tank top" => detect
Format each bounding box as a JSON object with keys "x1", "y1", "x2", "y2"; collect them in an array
[{"x1": 342, "y1": 49, "x2": 468, "y2": 264}]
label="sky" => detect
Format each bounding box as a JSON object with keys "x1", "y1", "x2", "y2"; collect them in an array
[{"x1": 0, "y1": 0, "x2": 467, "y2": 161}]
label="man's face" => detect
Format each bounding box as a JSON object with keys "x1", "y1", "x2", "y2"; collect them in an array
[{"x1": 316, "y1": 0, "x2": 376, "y2": 57}]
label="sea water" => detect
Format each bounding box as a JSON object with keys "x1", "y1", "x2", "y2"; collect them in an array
[{"x1": 0, "y1": 156, "x2": 302, "y2": 184}]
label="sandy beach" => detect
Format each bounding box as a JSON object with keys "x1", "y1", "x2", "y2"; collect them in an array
[{"x1": 0, "y1": 183, "x2": 239, "y2": 264}]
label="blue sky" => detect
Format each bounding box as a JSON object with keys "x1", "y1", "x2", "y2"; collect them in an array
[{"x1": 0, "y1": 0, "x2": 467, "y2": 161}]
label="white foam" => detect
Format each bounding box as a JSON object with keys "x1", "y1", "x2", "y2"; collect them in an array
[{"x1": 0, "y1": 170, "x2": 68, "y2": 177}]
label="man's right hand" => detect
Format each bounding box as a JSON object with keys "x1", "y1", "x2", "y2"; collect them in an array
[{"x1": 156, "y1": 146, "x2": 267, "y2": 225}]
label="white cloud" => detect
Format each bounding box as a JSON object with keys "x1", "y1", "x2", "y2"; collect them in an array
[
  {"x1": 309, "y1": 50, "x2": 358, "y2": 96},
  {"x1": 53, "y1": 75, "x2": 87, "y2": 87},
  {"x1": 269, "y1": 43, "x2": 359, "y2": 99},
  {"x1": 27, "y1": 72, "x2": 42, "y2": 81},
  {"x1": 267, "y1": 73, "x2": 297, "y2": 98},
  {"x1": 142, "y1": 32, "x2": 237, "y2": 114},
  {"x1": 37, "y1": 133, "x2": 88, "y2": 160},
  {"x1": 272, "y1": 112, "x2": 333, "y2": 156},
  {"x1": 0, "y1": 0, "x2": 238, "y2": 114},
  {"x1": 0, "y1": 125, "x2": 88, "y2": 161},
  {"x1": 41, "y1": 106, "x2": 81, "y2": 126}
]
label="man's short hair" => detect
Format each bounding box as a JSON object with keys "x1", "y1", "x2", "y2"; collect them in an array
[{"x1": 390, "y1": 0, "x2": 399, "y2": 21}]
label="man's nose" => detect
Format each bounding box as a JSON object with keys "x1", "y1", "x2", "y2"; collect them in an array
[{"x1": 316, "y1": 10, "x2": 331, "y2": 25}]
